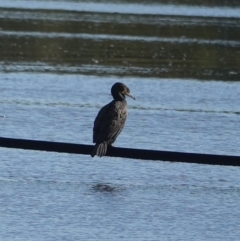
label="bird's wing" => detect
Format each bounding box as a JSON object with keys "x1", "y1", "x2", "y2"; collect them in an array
[
  {"x1": 93, "y1": 102, "x2": 112, "y2": 143},
  {"x1": 93, "y1": 101, "x2": 127, "y2": 144}
]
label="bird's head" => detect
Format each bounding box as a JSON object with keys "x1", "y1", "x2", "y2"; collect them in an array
[{"x1": 111, "y1": 82, "x2": 135, "y2": 100}]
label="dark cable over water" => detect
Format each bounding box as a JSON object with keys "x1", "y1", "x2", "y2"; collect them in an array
[{"x1": 0, "y1": 137, "x2": 239, "y2": 166}]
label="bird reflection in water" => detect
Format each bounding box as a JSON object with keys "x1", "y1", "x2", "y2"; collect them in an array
[{"x1": 92, "y1": 183, "x2": 117, "y2": 193}]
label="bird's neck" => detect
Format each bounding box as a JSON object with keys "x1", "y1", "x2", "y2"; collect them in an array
[{"x1": 112, "y1": 93, "x2": 125, "y2": 101}]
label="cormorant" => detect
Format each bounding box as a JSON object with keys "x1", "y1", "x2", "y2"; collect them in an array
[{"x1": 91, "y1": 82, "x2": 135, "y2": 157}]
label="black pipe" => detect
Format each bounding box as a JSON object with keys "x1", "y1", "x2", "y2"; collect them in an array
[{"x1": 0, "y1": 136, "x2": 239, "y2": 166}]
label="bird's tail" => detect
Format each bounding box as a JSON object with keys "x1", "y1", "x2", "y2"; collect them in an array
[{"x1": 91, "y1": 142, "x2": 108, "y2": 157}]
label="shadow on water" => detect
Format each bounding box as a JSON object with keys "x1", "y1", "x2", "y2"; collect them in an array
[
  {"x1": 91, "y1": 182, "x2": 240, "y2": 195},
  {"x1": 0, "y1": 1, "x2": 240, "y2": 80},
  {"x1": 91, "y1": 183, "x2": 124, "y2": 193}
]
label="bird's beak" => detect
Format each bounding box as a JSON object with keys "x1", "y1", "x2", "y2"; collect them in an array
[{"x1": 125, "y1": 92, "x2": 136, "y2": 100}]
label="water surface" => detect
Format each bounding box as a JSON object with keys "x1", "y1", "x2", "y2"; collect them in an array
[
  {"x1": 1, "y1": 1, "x2": 240, "y2": 240},
  {"x1": 1, "y1": 0, "x2": 240, "y2": 80}
]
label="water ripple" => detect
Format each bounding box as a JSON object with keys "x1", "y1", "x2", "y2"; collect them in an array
[
  {"x1": 0, "y1": 1, "x2": 240, "y2": 18},
  {"x1": 1, "y1": 30, "x2": 240, "y2": 47},
  {"x1": 1, "y1": 99, "x2": 239, "y2": 115}
]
